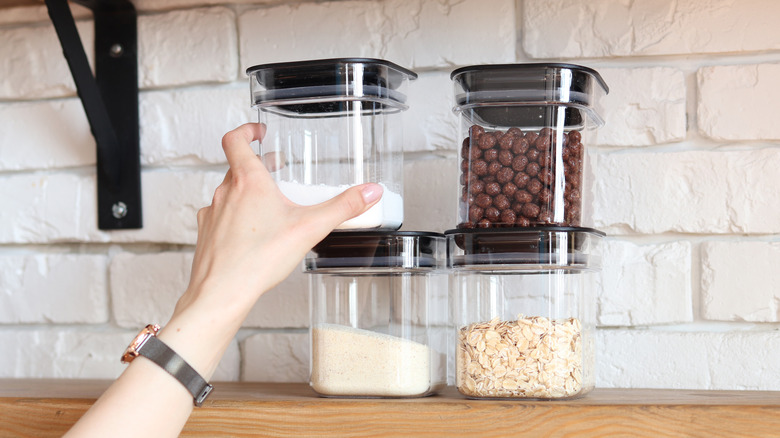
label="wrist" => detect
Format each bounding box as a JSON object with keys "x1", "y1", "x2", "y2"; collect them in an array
[{"x1": 157, "y1": 303, "x2": 242, "y2": 381}]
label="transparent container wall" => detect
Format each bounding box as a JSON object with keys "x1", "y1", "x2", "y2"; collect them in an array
[
  {"x1": 446, "y1": 228, "x2": 602, "y2": 400},
  {"x1": 258, "y1": 106, "x2": 404, "y2": 230},
  {"x1": 452, "y1": 63, "x2": 608, "y2": 229},
  {"x1": 305, "y1": 231, "x2": 447, "y2": 398},
  {"x1": 452, "y1": 269, "x2": 596, "y2": 400},
  {"x1": 248, "y1": 58, "x2": 416, "y2": 231},
  {"x1": 309, "y1": 272, "x2": 448, "y2": 398}
]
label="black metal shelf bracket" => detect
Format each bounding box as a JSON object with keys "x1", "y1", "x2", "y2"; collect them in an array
[{"x1": 45, "y1": 0, "x2": 142, "y2": 230}]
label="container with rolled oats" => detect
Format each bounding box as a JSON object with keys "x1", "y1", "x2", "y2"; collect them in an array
[{"x1": 445, "y1": 227, "x2": 603, "y2": 399}]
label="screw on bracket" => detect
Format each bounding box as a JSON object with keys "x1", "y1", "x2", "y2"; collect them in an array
[
  {"x1": 112, "y1": 201, "x2": 128, "y2": 219},
  {"x1": 109, "y1": 43, "x2": 124, "y2": 57}
]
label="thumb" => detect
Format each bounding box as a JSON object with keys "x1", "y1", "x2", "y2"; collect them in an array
[{"x1": 307, "y1": 183, "x2": 384, "y2": 231}]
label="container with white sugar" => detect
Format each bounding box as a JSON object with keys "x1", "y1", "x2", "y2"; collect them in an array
[
  {"x1": 247, "y1": 58, "x2": 416, "y2": 230},
  {"x1": 305, "y1": 231, "x2": 448, "y2": 398}
]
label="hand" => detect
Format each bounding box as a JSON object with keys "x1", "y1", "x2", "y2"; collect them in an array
[
  {"x1": 65, "y1": 123, "x2": 383, "y2": 438},
  {"x1": 162, "y1": 123, "x2": 383, "y2": 376}
]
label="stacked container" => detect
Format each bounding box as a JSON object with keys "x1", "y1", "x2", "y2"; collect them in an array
[
  {"x1": 305, "y1": 232, "x2": 448, "y2": 398},
  {"x1": 447, "y1": 227, "x2": 603, "y2": 399},
  {"x1": 247, "y1": 59, "x2": 608, "y2": 400},
  {"x1": 247, "y1": 58, "x2": 416, "y2": 230},
  {"x1": 448, "y1": 63, "x2": 608, "y2": 399},
  {"x1": 251, "y1": 58, "x2": 447, "y2": 398},
  {"x1": 452, "y1": 63, "x2": 608, "y2": 229}
]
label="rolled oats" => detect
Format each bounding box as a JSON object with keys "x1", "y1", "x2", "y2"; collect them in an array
[{"x1": 456, "y1": 315, "x2": 583, "y2": 399}]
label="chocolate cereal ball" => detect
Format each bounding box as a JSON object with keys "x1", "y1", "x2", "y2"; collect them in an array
[{"x1": 457, "y1": 126, "x2": 586, "y2": 229}]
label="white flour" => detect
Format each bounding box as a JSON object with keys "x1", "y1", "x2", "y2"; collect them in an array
[
  {"x1": 276, "y1": 181, "x2": 403, "y2": 229},
  {"x1": 310, "y1": 323, "x2": 438, "y2": 397}
]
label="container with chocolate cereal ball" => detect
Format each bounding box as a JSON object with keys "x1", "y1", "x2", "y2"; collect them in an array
[{"x1": 451, "y1": 63, "x2": 609, "y2": 230}]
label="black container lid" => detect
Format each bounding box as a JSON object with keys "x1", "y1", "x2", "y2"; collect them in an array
[
  {"x1": 306, "y1": 231, "x2": 444, "y2": 272},
  {"x1": 450, "y1": 63, "x2": 609, "y2": 128},
  {"x1": 247, "y1": 58, "x2": 417, "y2": 116},
  {"x1": 451, "y1": 63, "x2": 608, "y2": 95},
  {"x1": 445, "y1": 227, "x2": 604, "y2": 269}
]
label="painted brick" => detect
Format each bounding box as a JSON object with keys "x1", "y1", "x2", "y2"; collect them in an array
[
  {"x1": 597, "y1": 240, "x2": 693, "y2": 326},
  {"x1": 591, "y1": 148, "x2": 780, "y2": 234},
  {"x1": 0, "y1": 254, "x2": 108, "y2": 323},
  {"x1": 214, "y1": 339, "x2": 241, "y2": 382},
  {"x1": 110, "y1": 252, "x2": 193, "y2": 328},
  {"x1": 0, "y1": 3, "x2": 90, "y2": 26},
  {"x1": 592, "y1": 68, "x2": 687, "y2": 147},
  {"x1": 0, "y1": 170, "x2": 223, "y2": 244},
  {"x1": 379, "y1": 0, "x2": 515, "y2": 68},
  {"x1": 138, "y1": 7, "x2": 238, "y2": 88},
  {"x1": 0, "y1": 20, "x2": 93, "y2": 99},
  {"x1": 244, "y1": 269, "x2": 310, "y2": 328},
  {"x1": 0, "y1": 173, "x2": 93, "y2": 243},
  {"x1": 402, "y1": 156, "x2": 458, "y2": 233},
  {"x1": 0, "y1": 85, "x2": 253, "y2": 170},
  {"x1": 523, "y1": 0, "x2": 780, "y2": 58},
  {"x1": 104, "y1": 171, "x2": 223, "y2": 244},
  {"x1": 698, "y1": 63, "x2": 780, "y2": 140},
  {"x1": 132, "y1": 0, "x2": 288, "y2": 11},
  {"x1": 597, "y1": 329, "x2": 780, "y2": 390},
  {"x1": 402, "y1": 71, "x2": 459, "y2": 153},
  {"x1": 0, "y1": 328, "x2": 239, "y2": 380},
  {"x1": 140, "y1": 86, "x2": 255, "y2": 165},
  {"x1": 0, "y1": 98, "x2": 94, "y2": 171},
  {"x1": 701, "y1": 241, "x2": 780, "y2": 322},
  {"x1": 0, "y1": 329, "x2": 132, "y2": 379},
  {"x1": 238, "y1": 0, "x2": 514, "y2": 71},
  {"x1": 241, "y1": 332, "x2": 309, "y2": 382},
  {"x1": 111, "y1": 251, "x2": 310, "y2": 329}
]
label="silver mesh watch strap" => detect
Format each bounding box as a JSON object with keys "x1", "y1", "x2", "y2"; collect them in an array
[{"x1": 138, "y1": 336, "x2": 214, "y2": 407}]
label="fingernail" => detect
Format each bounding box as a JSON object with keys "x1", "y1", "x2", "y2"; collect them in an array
[{"x1": 360, "y1": 183, "x2": 383, "y2": 204}]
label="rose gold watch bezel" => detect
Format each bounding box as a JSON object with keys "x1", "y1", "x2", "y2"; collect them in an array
[{"x1": 121, "y1": 324, "x2": 161, "y2": 364}]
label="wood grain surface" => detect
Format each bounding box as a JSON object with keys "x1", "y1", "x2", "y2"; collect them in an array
[
  {"x1": 1, "y1": 380, "x2": 779, "y2": 437},
  {"x1": 0, "y1": 0, "x2": 43, "y2": 8}
]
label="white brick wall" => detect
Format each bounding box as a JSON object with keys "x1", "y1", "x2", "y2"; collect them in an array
[
  {"x1": 698, "y1": 63, "x2": 780, "y2": 140},
  {"x1": 138, "y1": 7, "x2": 239, "y2": 88},
  {"x1": 597, "y1": 329, "x2": 780, "y2": 390},
  {"x1": 591, "y1": 149, "x2": 780, "y2": 234},
  {"x1": 238, "y1": 0, "x2": 515, "y2": 71},
  {"x1": 597, "y1": 240, "x2": 693, "y2": 326},
  {"x1": 0, "y1": 254, "x2": 108, "y2": 323},
  {"x1": 701, "y1": 241, "x2": 780, "y2": 322},
  {"x1": 1, "y1": 0, "x2": 778, "y2": 391},
  {"x1": 0, "y1": 20, "x2": 93, "y2": 99},
  {"x1": 591, "y1": 68, "x2": 687, "y2": 147},
  {"x1": 242, "y1": 332, "x2": 309, "y2": 382},
  {"x1": 0, "y1": 99, "x2": 94, "y2": 170},
  {"x1": 523, "y1": 0, "x2": 780, "y2": 58}
]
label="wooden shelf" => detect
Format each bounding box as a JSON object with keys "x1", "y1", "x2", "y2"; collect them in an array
[
  {"x1": 0, "y1": 0, "x2": 44, "y2": 8},
  {"x1": 1, "y1": 379, "x2": 779, "y2": 437}
]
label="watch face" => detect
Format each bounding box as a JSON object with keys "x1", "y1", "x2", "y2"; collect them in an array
[{"x1": 121, "y1": 324, "x2": 160, "y2": 363}]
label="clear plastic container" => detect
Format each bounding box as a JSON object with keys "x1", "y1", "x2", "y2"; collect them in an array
[
  {"x1": 247, "y1": 58, "x2": 417, "y2": 230},
  {"x1": 446, "y1": 227, "x2": 603, "y2": 400},
  {"x1": 305, "y1": 231, "x2": 448, "y2": 398},
  {"x1": 451, "y1": 63, "x2": 609, "y2": 229}
]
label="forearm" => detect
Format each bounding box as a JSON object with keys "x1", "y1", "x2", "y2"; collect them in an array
[
  {"x1": 65, "y1": 284, "x2": 247, "y2": 438},
  {"x1": 64, "y1": 123, "x2": 382, "y2": 437}
]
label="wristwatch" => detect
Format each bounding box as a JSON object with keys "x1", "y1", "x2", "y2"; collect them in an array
[{"x1": 122, "y1": 324, "x2": 213, "y2": 407}]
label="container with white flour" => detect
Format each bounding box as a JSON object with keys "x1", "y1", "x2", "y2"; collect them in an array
[
  {"x1": 246, "y1": 58, "x2": 417, "y2": 230},
  {"x1": 305, "y1": 231, "x2": 448, "y2": 397}
]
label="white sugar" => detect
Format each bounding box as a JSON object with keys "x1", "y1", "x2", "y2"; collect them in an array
[
  {"x1": 310, "y1": 323, "x2": 438, "y2": 397},
  {"x1": 276, "y1": 181, "x2": 403, "y2": 229}
]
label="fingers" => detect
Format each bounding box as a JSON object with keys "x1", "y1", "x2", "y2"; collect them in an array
[
  {"x1": 305, "y1": 183, "x2": 383, "y2": 231},
  {"x1": 222, "y1": 123, "x2": 267, "y2": 172}
]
